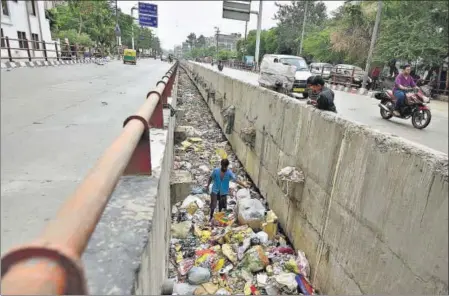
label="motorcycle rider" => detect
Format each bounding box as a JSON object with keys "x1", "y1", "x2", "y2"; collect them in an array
[{"x1": 393, "y1": 64, "x2": 419, "y2": 116}]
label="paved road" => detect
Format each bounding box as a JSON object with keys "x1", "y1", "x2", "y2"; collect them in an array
[
  {"x1": 196, "y1": 62, "x2": 448, "y2": 154},
  {"x1": 1, "y1": 59, "x2": 172, "y2": 253}
]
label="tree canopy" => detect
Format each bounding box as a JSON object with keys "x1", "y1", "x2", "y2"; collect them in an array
[{"x1": 48, "y1": 0, "x2": 161, "y2": 54}]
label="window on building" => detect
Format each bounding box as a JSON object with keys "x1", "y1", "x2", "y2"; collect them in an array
[
  {"x1": 17, "y1": 31, "x2": 28, "y2": 49},
  {"x1": 2, "y1": 0, "x2": 9, "y2": 15},
  {"x1": 1, "y1": 28, "x2": 5, "y2": 48},
  {"x1": 31, "y1": 33, "x2": 39, "y2": 50},
  {"x1": 28, "y1": 0, "x2": 36, "y2": 16}
]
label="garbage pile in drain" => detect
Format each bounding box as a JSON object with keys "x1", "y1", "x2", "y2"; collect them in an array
[
  {"x1": 168, "y1": 70, "x2": 316, "y2": 295},
  {"x1": 169, "y1": 188, "x2": 315, "y2": 295}
]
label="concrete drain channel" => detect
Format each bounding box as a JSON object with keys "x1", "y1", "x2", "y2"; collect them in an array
[{"x1": 164, "y1": 67, "x2": 317, "y2": 295}]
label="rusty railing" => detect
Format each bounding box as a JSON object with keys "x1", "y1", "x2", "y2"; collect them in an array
[{"x1": 0, "y1": 61, "x2": 179, "y2": 295}]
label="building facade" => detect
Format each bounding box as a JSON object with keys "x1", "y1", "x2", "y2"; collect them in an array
[
  {"x1": 206, "y1": 33, "x2": 241, "y2": 52},
  {"x1": 1, "y1": 0, "x2": 58, "y2": 60}
]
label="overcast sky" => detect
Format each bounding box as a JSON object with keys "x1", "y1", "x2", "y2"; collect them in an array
[{"x1": 117, "y1": 1, "x2": 344, "y2": 50}]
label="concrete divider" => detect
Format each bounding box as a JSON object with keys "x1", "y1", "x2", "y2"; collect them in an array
[{"x1": 182, "y1": 61, "x2": 448, "y2": 295}]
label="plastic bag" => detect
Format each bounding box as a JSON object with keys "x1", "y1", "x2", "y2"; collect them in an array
[
  {"x1": 181, "y1": 195, "x2": 205, "y2": 209},
  {"x1": 171, "y1": 221, "x2": 192, "y2": 239},
  {"x1": 222, "y1": 244, "x2": 237, "y2": 264},
  {"x1": 295, "y1": 274, "x2": 314, "y2": 295},
  {"x1": 212, "y1": 258, "x2": 225, "y2": 273},
  {"x1": 240, "y1": 245, "x2": 269, "y2": 273},
  {"x1": 275, "y1": 272, "x2": 297, "y2": 292},
  {"x1": 215, "y1": 288, "x2": 232, "y2": 295},
  {"x1": 236, "y1": 188, "x2": 251, "y2": 199},
  {"x1": 237, "y1": 238, "x2": 251, "y2": 260},
  {"x1": 237, "y1": 198, "x2": 265, "y2": 230},
  {"x1": 188, "y1": 267, "x2": 211, "y2": 285},
  {"x1": 186, "y1": 202, "x2": 199, "y2": 215},
  {"x1": 216, "y1": 148, "x2": 228, "y2": 160}
]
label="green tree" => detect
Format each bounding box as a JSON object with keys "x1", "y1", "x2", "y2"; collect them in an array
[
  {"x1": 374, "y1": 1, "x2": 448, "y2": 66},
  {"x1": 274, "y1": 1, "x2": 327, "y2": 54},
  {"x1": 196, "y1": 35, "x2": 206, "y2": 48},
  {"x1": 186, "y1": 33, "x2": 197, "y2": 49}
]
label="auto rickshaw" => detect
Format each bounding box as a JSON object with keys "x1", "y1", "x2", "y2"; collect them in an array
[{"x1": 123, "y1": 49, "x2": 137, "y2": 65}]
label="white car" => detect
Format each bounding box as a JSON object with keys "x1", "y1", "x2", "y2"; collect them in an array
[{"x1": 258, "y1": 54, "x2": 312, "y2": 97}]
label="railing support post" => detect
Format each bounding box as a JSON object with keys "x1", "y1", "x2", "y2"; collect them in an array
[
  {"x1": 148, "y1": 89, "x2": 164, "y2": 128},
  {"x1": 5, "y1": 36, "x2": 13, "y2": 62},
  {"x1": 55, "y1": 42, "x2": 60, "y2": 61},
  {"x1": 43, "y1": 42, "x2": 48, "y2": 62},
  {"x1": 26, "y1": 39, "x2": 32, "y2": 62},
  {"x1": 122, "y1": 116, "x2": 152, "y2": 175}
]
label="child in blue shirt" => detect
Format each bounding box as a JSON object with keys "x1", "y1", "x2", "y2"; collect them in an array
[{"x1": 205, "y1": 159, "x2": 249, "y2": 221}]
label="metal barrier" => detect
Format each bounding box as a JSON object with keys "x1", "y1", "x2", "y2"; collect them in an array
[{"x1": 0, "y1": 61, "x2": 179, "y2": 295}]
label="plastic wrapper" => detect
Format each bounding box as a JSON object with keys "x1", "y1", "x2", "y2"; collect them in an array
[
  {"x1": 215, "y1": 288, "x2": 232, "y2": 295},
  {"x1": 222, "y1": 244, "x2": 237, "y2": 264},
  {"x1": 285, "y1": 250, "x2": 310, "y2": 277},
  {"x1": 212, "y1": 258, "x2": 225, "y2": 273},
  {"x1": 194, "y1": 282, "x2": 218, "y2": 295},
  {"x1": 237, "y1": 198, "x2": 265, "y2": 230},
  {"x1": 187, "y1": 267, "x2": 211, "y2": 285},
  {"x1": 237, "y1": 238, "x2": 251, "y2": 260},
  {"x1": 295, "y1": 274, "x2": 314, "y2": 295},
  {"x1": 240, "y1": 245, "x2": 269, "y2": 273},
  {"x1": 171, "y1": 221, "x2": 192, "y2": 239},
  {"x1": 255, "y1": 231, "x2": 269, "y2": 244},
  {"x1": 178, "y1": 258, "x2": 195, "y2": 276},
  {"x1": 214, "y1": 212, "x2": 235, "y2": 227},
  {"x1": 258, "y1": 61, "x2": 296, "y2": 90}
]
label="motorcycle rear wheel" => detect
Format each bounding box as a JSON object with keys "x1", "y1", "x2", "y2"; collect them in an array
[
  {"x1": 412, "y1": 109, "x2": 431, "y2": 129},
  {"x1": 380, "y1": 102, "x2": 393, "y2": 119}
]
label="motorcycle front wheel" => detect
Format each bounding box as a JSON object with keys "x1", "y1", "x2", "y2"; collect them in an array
[
  {"x1": 380, "y1": 101, "x2": 394, "y2": 119},
  {"x1": 411, "y1": 109, "x2": 431, "y2": 129}
]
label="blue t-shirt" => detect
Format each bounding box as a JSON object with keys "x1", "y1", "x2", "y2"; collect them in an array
[{"x1": 211, "y1": 168, "x2": 236, "y2": 195}]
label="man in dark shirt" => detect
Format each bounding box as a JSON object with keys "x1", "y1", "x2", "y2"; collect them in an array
[
  {"x1": 303, "y1": 75, "x2": 319, "y2": 100},
  {"x1": 309, "y1": 76, "x2": 337, "y2": 113}
]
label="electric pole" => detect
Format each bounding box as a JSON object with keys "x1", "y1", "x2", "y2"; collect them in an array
[
  {"x1": 214, "y1": 26, "x2": 220, "y2": 60},
  {"x1": 361, "y1": 0, "x2": 383, "y2": 90},
  {"x1": 244, "y1": 21, "x2": 248, "y2": 42},
  {"x1": 299, "y1": 0, "x2": 308, "y2": 55},
  {"x1": 254, "y1": 0, "x2": 263, "y2": 69}
]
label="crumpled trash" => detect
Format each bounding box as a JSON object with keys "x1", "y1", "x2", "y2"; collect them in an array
[
  {"x1": 173, "y1": 282, "x2": 198, "y2": 295},
  {"x1": 222, "y1": 244, "x2": 237, "y2": 264},
  {"x1": 215, "y1": 288, "x2": 232, "y2": 295},
  {"x1": 237, "y1": 198, "x2": 265, "y2": 230},
  {"x1": 237, "y1": 238, "x2": 251, "y2": 260},
  {"x1": 214, "y1": 212, "x2": 235, "y2": 227},
  {"x1": 277, "y1": 166, "x2": 305, "y2": 182},
  {"x1": 240, "y1": 245, "x2": 269, "y2": 273},
  {"x1": 171, "y1": 221, "x2": 192, "y2": 239},
  {"x1": 191, "y1": 187, "x2": 204, "y2": 194},
  {"x1": 275, "y1": 272, "x2": 297, "y2": 292},
  {"x1": 255, "y1": 231, "x2": 269, "y2": 244},
  {"x1": 178, "y1": 258, "x2": 195, "y2": 276},
  {"x1": 295, "y1": 274, "x2": 314, "y2": 295},
  {"x1": 193, "y1": 282, "x2": 218, "y2": 295},
  {"x1": 256, "y1": 273, "x2": 268, "y2": 287},
  {"x1": 285, "y1": 250, "x2": 310, "y2": 278},
  {"x1": 188, "y1": 267, "x2": 211, "y2": 285}
]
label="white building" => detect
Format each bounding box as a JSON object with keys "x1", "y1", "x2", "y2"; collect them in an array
[
  {"x1": 206, "y1": 33, "x2": 241, "y2": 51},
  {"x1": 1, "y1": 0, "x2": 59, "y2": 60}
]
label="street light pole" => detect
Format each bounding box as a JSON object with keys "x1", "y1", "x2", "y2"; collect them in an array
[
  {"x1": 361, "y1": 0, "x2": 383, "y2": 90},
  {"x1": 215, "y1": 26, "x2": 220, "y2": 60},
  {"x1": 299, "y1": 0, "x2": 308, "y2": 55},
  {"x1": 254, "y1": 0, "x2": 263, "y2": 69},
  {"x1": 131, "y1": 6, "x2": 137, "y2": 50}
]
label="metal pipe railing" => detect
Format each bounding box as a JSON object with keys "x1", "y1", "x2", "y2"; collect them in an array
[{"x1": 0, "y1": 61, "x2": 179, "y2": 295}]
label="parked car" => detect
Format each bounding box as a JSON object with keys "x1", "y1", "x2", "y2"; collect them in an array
[
  {"x1": 309, "y1": 62, "x2": 332, "y2": 79},
  {"x1": 330, "y1": 64, "x2": 373, "y2": 89},
  {"x1": 258, "y1": 54, "x2": 312, "y2": 98}
]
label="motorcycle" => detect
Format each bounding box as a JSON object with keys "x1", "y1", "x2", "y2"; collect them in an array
[{"x1": 374, "y1": 87, "x2": 431, "y2": 129}]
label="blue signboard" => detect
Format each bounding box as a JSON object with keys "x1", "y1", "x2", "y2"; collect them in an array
[
  {"x1": 138, "y1": 2, "x2": 157, "y2": 16},
  {"x1": 139, "y1": 14, "x2": 158, "y2": 28}
]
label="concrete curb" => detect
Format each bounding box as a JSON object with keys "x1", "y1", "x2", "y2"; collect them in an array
[
  {"x1": 0, "y1": 58, "x2": 106, "y2": 69},
  {"x1": 326, "y1": 82, "x2": 376, "y2": 98}
]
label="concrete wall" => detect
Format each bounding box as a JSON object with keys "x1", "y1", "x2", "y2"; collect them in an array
[{"x1": 182, "y1": 61, "x2": 449, "y2": 295}]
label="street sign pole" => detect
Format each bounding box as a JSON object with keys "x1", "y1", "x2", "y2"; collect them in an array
[{"x1": 254, "y1": 1, "x2": 262, "y2": 69}]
